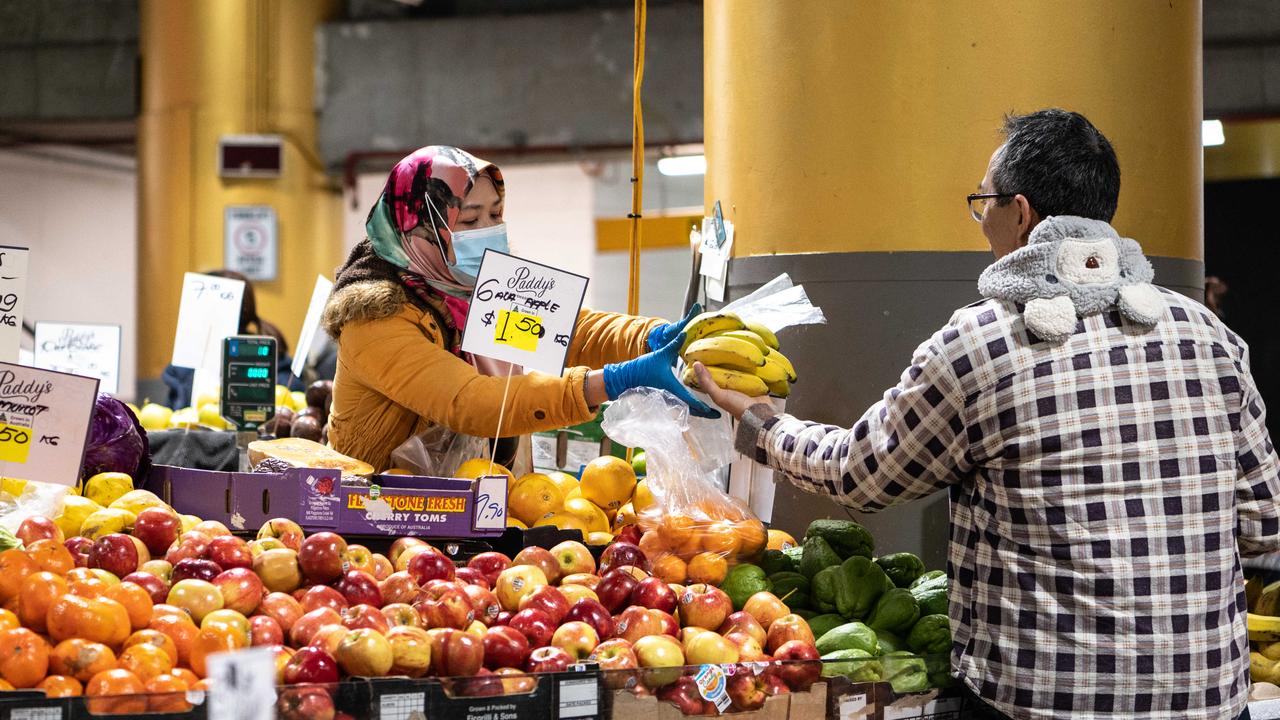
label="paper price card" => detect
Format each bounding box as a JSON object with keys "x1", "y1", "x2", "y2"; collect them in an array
[
  {"x1": 0, "y1": 363, "x2": 99, "y2": 487},
  {"x1": 33, "y1": 322, "x2": 122, "y2": 395},
  {"x1": 0, "y1": 246, "x2": 29, "y2": 363},
  {"x1": 291, "y1": 275, "x2": 334, "y2": 378},
  {"x1": 171, "y1": 272, "x2": 245, "y2": 369},
  {"x1": 461, "y1": 250, "x2": 588, "y2": 376},
  {"x1": 207, "y1": 645, "x2": 276, "y2": 720}
]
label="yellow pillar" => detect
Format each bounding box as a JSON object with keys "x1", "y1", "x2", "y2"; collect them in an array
[
  {"x1": 138, "y1": 0, "x2": 342, "y2": 381},
  {"x1": 705, "y1": 0, "x2": 1202, "y2": 262}
]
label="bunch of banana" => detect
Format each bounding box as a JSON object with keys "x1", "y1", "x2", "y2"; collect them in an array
[{"x1": 679, "y1": 312, "x2": 798, "y2": 397}]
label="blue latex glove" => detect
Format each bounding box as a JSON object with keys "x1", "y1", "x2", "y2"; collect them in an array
[
  {"x1": 646, "y1": 303, "x2": 702, "y2": 352},
  {"x1": 604, "y1": 332, "x2": 720, "y2": 419}
]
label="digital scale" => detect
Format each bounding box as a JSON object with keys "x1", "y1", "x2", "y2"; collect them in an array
[{"x1": 220, "y1": 335, "x2": 278, "y2": 431}]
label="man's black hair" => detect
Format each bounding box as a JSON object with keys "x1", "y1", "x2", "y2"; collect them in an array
[{"x1": 993, "y1": 109, "x2": 1120, "y2": 222}]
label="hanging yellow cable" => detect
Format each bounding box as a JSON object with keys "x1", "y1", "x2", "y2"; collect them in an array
[{"x1": 627, "y1": 0, "x2": 647, "y2": 317}]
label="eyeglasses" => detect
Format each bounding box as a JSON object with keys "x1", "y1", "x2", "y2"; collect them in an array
[{"x1": 966, "y1": 192, "x2": 1016, "y2": 223}]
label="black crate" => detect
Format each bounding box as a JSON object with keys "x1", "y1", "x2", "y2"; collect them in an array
[{"x1": 357, "y1": 667, "x2": 604, "y2": 720}]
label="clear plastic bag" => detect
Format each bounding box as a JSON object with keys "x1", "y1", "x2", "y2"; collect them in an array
[
  {"x1": 602, "y1": 388, "x2": 765, "y2": 579},
  {"x1": 0, "y1": 480, "x2": 71, "y2": 534},
  {"x1": 389, "y1": 425, "x2": 489, "y2": 477},
  {"x1": 720, "y1": 273, "x2": 827, "y2": 332}
]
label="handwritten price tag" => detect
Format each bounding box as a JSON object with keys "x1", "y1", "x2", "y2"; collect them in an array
[
  {"x1": 0, "y1": 422, "x2": 31, "y2": 464},
  {"x1": 493, "y1": 310, "x2": 544, "y2": 352},
  {"x1": 0, "y1": 246, "x2": 29, "y2": 363}
]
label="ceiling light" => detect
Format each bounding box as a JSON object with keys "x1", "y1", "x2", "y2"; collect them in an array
[
  {"x1": 657, "y1": 155, "x2": 706, "y2": 176},
  {"x1": 1203, "y1": 119, "x2": 1224, "y2": 147}
]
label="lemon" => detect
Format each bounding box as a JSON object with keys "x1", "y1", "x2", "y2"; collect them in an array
[
  {"x1": 275, "y1": 385, "x2": 291, "y2": 407},
  {"x1": 587, "y1": 531, "x2": 614, "y2": 545},
  {"x1": 546, "y1": 471, "x2": 580, "y2": 499},
  {"x1": 84, "y1": 472, "x2": 134, "y2": 507},
  {"x1": 580, "y1": 456, "x2": 637, "y2": 511},
  {"x1": 507, "y1": 474, "x2": 563, "y2": 526},
  {"x1": 57, "y1": 495, "x2": 102, "y2": 538},
  {"x1": 507, "y1": 516, "x2": 528, "y2": 529},
  {"x1": 455, "y1": 458, "x2": 516, "y2": 490},
  {"x1": 168, "y1": 407, "x2": 199, "y2": 429},
  {"x1": 110, "y1": 489, "x2": 171, "y2": 516},
  {"x1": 613, "y1": 502, "x2": 638, "y2": 531},
  {"x1": 534, "y1": 513, "x2": 588, "y2": 534},
  {"x1": 197, "y1": 404, "x2": 231, "y2": 430},
  {"x1": 632, "y1": 479, "x2": 656, "y2": 512},
  {"x1": 80, "y1": 507, "x2": 137, "y2": 540},
  {"x1": 194, "y1": 392, "x2": 220, "y2": 411},
  {"x1": 561, "y1": 497, "x2": 610, "y2": 535},
  {"x1": 289, "y1": 391, "x2": 309, "y2": 412},
  {"x1": 137, "y1": 403, "x2": 173, "y2": 431},
  {"x1": 1, "y1": 477, "x2": 27, "y2": 497}
]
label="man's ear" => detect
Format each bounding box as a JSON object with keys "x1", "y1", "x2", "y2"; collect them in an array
[{"x1": 1014, "y1": 194, "x2": 1041, "y2": 246}]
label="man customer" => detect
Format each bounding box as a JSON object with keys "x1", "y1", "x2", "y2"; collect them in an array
[{"x1": 695, "y1": 109, "x2": 1278, "y2": 720}]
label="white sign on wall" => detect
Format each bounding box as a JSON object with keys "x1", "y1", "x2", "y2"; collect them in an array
[
  {"x1": 224, "y1": 205, "x2": 278, "y2": 281},
  {"x1": 0, "y1": 246, "x2": 29, "y2": 363},
  {"x1": 461, "y1": 250, "x2": 588, "y2": 376},
  {"x1": 33, "y1": 323, "x2": 121, "y2": 395},
  {"x1": 0, "y1": 363, "x2": 99, "y2": 487}
]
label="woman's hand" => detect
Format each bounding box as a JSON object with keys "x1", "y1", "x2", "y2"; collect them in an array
[
  {"x1": 646, "y1": 303, "x2": 701, "y2": 352},
  {"x1": 601, "y1": 334, "x2": 719, "y2": 418},
  {"x1": 692, "y1": 362, "x2": 769, "y2": 421}
]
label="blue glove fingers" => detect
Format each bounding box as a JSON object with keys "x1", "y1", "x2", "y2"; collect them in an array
[
  {"x1": 663, "y1": 379, "x2": 721, "y2": 419},
  {"x1": 647, "y1": 303, "x2": 702, "y2": 352}
]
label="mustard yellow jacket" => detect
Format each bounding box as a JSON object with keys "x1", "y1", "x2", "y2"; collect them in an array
[{"x1": 321, "y1": 279, "x2": 660, "y2": 471}]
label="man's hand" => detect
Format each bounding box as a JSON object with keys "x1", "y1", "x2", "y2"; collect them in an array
[{"x1": 693, "y1": 362, "x2": 770, "y2": 420}]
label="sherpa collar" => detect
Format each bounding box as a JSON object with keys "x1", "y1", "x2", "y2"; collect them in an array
[{"x1": 976, "y1": 215, "x2": 1164, "y2": 342}]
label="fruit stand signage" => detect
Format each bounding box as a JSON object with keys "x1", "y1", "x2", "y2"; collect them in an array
[
  {"x1": 0, "y1": 246, "x2": 28, "y2": 363},
  {"x1": 33, "y1": 322, "x2": 121, "y2": 395},
  {"x1": 0, "y1": 362, "x2": 99, "y2": 487},
  {"x1": 461, "y1": 250, "x2": 589, "y2": 376}
]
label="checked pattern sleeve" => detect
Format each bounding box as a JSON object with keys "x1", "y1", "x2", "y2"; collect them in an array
[
  {"x1": 1235, "y1": 350, "x2": 1280, "y2": 558},
  {"x1": 740, "y1": 335, "x2": 971, "y2": 511}
]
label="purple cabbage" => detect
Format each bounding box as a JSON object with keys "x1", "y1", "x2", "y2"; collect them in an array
[{"x1": 80, "y1": 394, "x2": 152, "y2": 481}]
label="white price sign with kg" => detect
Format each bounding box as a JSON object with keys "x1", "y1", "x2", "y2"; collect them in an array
[
  {"x1": 460, "y1": 250, "x2": 589, "y2": 376},
  {"x1": 0, "y1": 363, "x2": 99, "y2": 487}
]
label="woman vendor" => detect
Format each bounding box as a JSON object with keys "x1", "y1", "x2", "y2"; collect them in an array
[{"x1": 322, "y1": 146, "x2": 712, "y2": 472}]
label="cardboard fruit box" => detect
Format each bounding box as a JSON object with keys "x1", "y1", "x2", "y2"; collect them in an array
[
  {"x1": 824, "y1": 676, "x2": 965, "y2": 720},
  {"x1": 605, "y1": 662, "x2": 828, "y2": 720},
  {"x1": 352, "y1": 667, "x2": 606, "y2": 720},
  {"x1": 146, "y1": 465, "x2": 509, "y2": 538}
]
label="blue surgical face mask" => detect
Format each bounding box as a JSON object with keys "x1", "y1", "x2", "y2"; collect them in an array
[{"x1": 446, "y1": 223, "x2": 509, "y2": 285}]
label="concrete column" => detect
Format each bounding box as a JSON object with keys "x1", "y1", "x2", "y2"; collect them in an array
[
  {"x1": 705, "y1": 0, "x2": 1203, "y2": 566},
  {"x1": 138, "y1": 0, "x2": 342, "y2": 384}
]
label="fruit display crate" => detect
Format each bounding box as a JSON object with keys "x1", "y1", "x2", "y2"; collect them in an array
[
  {"x1": 0, "y1": 680, "x2": 370, "y2": 720},
  {"x1": 602, "y1": 661, "x2": 829, "y2": 720},
  {"x1": 345, "y1": 666, "x2": 606, "y2": 720},
  {"x1": 824, "y1": 675, "x2": 966, "y2": 720},
  {"x1": 145, "y1": 465, "x2": 509, "y2": 540}
]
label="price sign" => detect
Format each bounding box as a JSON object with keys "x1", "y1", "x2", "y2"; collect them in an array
[
  {"x1": 206, "y1": 645, "x2": 276, "y2": 720},
  {"x1": 473, "y1": 475, "x2": 508, "y2": 530},
  {"x1": 0, "y1": 363, "x2": 99, "y2": 487},
  {"x1": 291, "y1": 275, "x2": 333, "y2": 378},
  {"x1": 33, "y1": 322, "x2": 122, "y2": 395},
  {"x1": 172, "y1": 273, "x2": 245, "y2": 369},
  {"x1": 461, "y1": 251, "x2": 588, "y2": 376},
  {"x1": 0, "y1": 246, "x2": 29, "y2": 363}
]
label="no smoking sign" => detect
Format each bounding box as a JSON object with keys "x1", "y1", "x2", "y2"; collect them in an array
[{"x1": 224, "y1": 205, "x2": 278, "y2": 281}]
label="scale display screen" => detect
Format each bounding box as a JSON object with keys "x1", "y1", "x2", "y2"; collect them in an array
[{"x1": 221, "y1": 336, "x2": 278, "y2": 430}]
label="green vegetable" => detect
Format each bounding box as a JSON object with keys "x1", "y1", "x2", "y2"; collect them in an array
[
  {"x1": 807, "y1": 613, "x2": 847, "y2": 642},
  {"x1": 811, "y1": 567, "x2": 838, "y2": 613},
  {"x1": 798, "y1": 535, "x2": 841, "y2": 579},
  {"x1": 925, "y1": 654, "x2": 954, "y2": 689},
  {"x1": 835, "y1": 556, "x2": 894, "y2": 619},
  {"x1": 867, "y1": 588, "x2": 921, "y2": 634},
  {"x1": 814, "y1": 621, "x2": 879, "y2": 656},
  {"x1": 820, "y1": 649, "x2": 882, "y2": 682},
  {"x1": 804, "y1": 519, "x2": 875, "y2": 559},
  {"x1": 874, "y1": 631, "x2": 905, "y2": 655},
  {"x1": 721, "y1": 564, "x2": 771, "y2": 610},
  {"x1": 875, "y1": 552, "x2": 926, "y2": 588},
  {"x1": 782, "y1": 545, "x2": 805, "y2": 571},
  {"x1": 906, "y1": 614, "x2": 951, "y2": 656},
  {"x1": 0, "y1": 526, "x2": 20, "y2": 552},
  {"x1": 768, "y1": 572, "x2": 810, "y2": 610},
  {"x1": 909, "y1": 573, "x2": 949, "y2": 617},
  {"x1": 759, "y1": 549, "x2": 793, "y2": 576},
  {"x1": 910, "y1": 570, "x2": 946, "y2": 589},
  {"x1": 880, "y1": 652, "x2": 930, "y2": 694}
]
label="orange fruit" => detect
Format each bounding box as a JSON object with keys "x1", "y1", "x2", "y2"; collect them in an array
[
  {"x1": 0, "y1": 627, "x2": 49, "y2": 688},
  {"x1": 579, "y1": 456, "x2": 637, "y2": 511},
  {"x1": 123, "y1": 630, "x2": 179, "y2": 666},
  {"x1": 104, "y1": 583, "x2": 154, "y2": 631},
  {"x1": 170, "y1": 668, "x2": 199, "y2": 687},
  {"x1": 0, "y1": 549, "x2": 35, "y2": 603},
  {"x1": 117, "y1": 643, "x2": 174, "y2": 682},
  {"x1": 660, "y1": 513, "x2": 697, "y2": 548},
  {"x1": 148, "y1": 615, "x2": 197, "y2": 669},
  {"x1": 735, "y1": 520, "x2": 768, "y2": 557},
  {"x1": 68, "y1": 578, "x2": 109, "y2": 598},
  {"x1": 37, "y1": 674, "x2": 83, "y2": 697},
  {"x1": 189, "y1": 625, "x2": 248, "y2": 678},
  {"x1": 700, "y1": 521, "x2": 742, "y2": 556},
  {"x1": 0, "y1": 608, "x2": 18, "y2": 631},
  {"x1": 561, "y1": 497, "x2": 610, "y2": 534},
  {"x1": 145, "y1": 673, "x2": 192, "y2": 712},
  {"x1": 638, "y1": 530, "x2": 667, "y2": 558},
  {"x1": 86, "y1": 668, "x2": 147, "y2": 715},
  {"x1": 455, "y1": 458, "x2": 516, "y2": 489},
  {"x1": 546, "y1": 471, "x2": 580, "y2": 499},
  {"x1": 508, "y1": 474, "x2": 563, "y2": 526},
  {"x1": 686, "y1": 552, "x2": 729, "y2": 585},
  {"x1": 766, "y1": 529, "x2": 798, "y2": 551},
  {"x1": 632, "y1": 479, "x2": 655, "y2": 512},
  {"x1": 25, "y1": 539, "x2": 75, "y2": 575},
  {"x1": 46, "y1": 594, "x2": 131, "y2": 647},
  {"x1": 652, "y1": 554, "x2": 688, "y2": 584},
  {"x1": 18, "y1": 571, "x2": 67, "y2": 634},
  {"x1": 50, "y1": 639, "x2": 116, "y2": 682}
]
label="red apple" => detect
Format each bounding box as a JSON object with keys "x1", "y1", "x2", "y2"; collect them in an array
[
  {"x1": 213, "y1": 567, "x2": 265, "y2": 615},
  {"x1": 250, "y1": 614, "x2": 284, "y2": 646},
  {"x1": 192, "y1": 520, "x2": 230, "y2": 538},
  {"x1": 550, "y1": 541, "x2": 595, "y2": 577},
  {"x1": 290, "y1": 607, "x2": 342, "y2": 647},
  {"x1": 172, "y1": 558, "x2": 222, "y2": 584},
  {"x1": 388, "y1": 537, "x2": 429, "y2": 567},
  {"x1": 140, "y1": 559, "x2": 173, "y2": 582},
  {"x1": 507, "y1": 608, "x2": 556, "y2": 648},
  {"x1": 493, "y1": 611, "x2": 513, "y2": 626},
  {"x1": 17, "y1": 515, "x2": 63, "y2": 546},
  {"x1": 336, "y1": 570, "x2": 383, "y2": 608},
  {"x1": 260, "y1": 592, "x2": 305, "y2": 633},
  {"x1": 772, "y1": 640, "x2": 821, "y2": 691},
  {"x1": 615, "y1": 606, "x2": 664, "y2": 644},
  {"x1": 298, "y1": 532, "x2": 348, "y2": 584},
  {"x1": 685, "y1": 627, "x2": 739, "y2": 665},
  {"x1": 416, "y1": 584, "x2": 475, "y2": 630},
  {"x1": 595, "y1": 569, "x2": 640, "y2": 614},
  {"x1": 742, "y1": 592, "x2": 789, "y2": 630},
  {"x1": 122, "y1": 571, "x2": 169, "y2": 605},
  {"x1": 378, "y1": 571, "x2": 420, "y2": 606},
  {"x1": 270, "y1": 644, "x2": 295, "y2": 684},
  {"x1": 88, "y1": 533, "x2": 140, "y2": 578},
  {"x1": 517, "y1": 585, "x2": 571, "y2": 624},
  {"x1": 598, "y1": 542, "x2": 649, "y2": 575},
  {"x1": 719, "y1": 611, "x2": 767, "y2": 646},
  {"x1": 427, "y1": 628, "x2": 484, "y2": 677},
  {"x1": 551, "y1": 621, "x2": 599, "y2": 661},
  {"x1": 564, "y1": 598, "x2": 614, "y2": 640},
  {"x1": 206, "y1": 536, "x2": 253, "y2": 570},
  {"x1": 482, "y1": 625, "x2": 531, "y2": 669},
  {"x1": 634, "y1": 635, "x2": 685, "y2": 688},
  {"x1": 257, "y1": 518, "x2": 305, "y2": 552},
  {"x1": 129, "y1": 536, "x2": 152, "y2": 567},
  {"x1": 344, "y1": 544, "x2": 374, "y2": 575},
  {"x1": 590, "y1": 638, "x2": 638, "y2": 670},
  {"x1": 495, "y1": 667, "x2": 537, "y2": 694},
  {"x1": 727, "y1": 672, "x2": 768, "y2": 711},
  {"x1": 677, "y1": 583, "x2": 733, "y2": 630},
  {"x1": 615, "y1": 525, "x2": 643, "y2": 547},
  {"x1": 312, "y1": 624, "x2": 351, "y2": 657},
  {"x1": 301, "y1": 585, "x2": 349, "y2": 614},
  {"x1": 132, "y1": 509, "x2": 180, "y2": 556},
  {"x1": 763, "y1": 672, "x2": 790, "y2": 696},
  {"x1": 455, "y1": 567, "x2": 489, "y2": 588},
  {"x1": 343, "y1": 603, "x2": 391, "y2": 634},
  {"x1": 764, "y1": 614, "x2": 815, "y2": 653},
  {"x1": 335, "y1": 627, "x2": 393, "y2": 677},
  {"x1": 382, "y1": 603, "x2": 421, "y2": 628},
  {"x1": 494, "y1": 565, "x2": 549, "y2": 612},
  {"x1": 656, "y1": 676, "x2": 708, "y2": 714},
  {"x1": 630, "y1": 577, "x2": 677, "y2": 613},
  {"x1": 461, "y1": 584, "x2": 501, "y2": 626},
  {"x1": 394, "y1": 545, "x2": 432, "y2": 574},
  {"x1": 370, "y1": 554, "x2": 394, "y2": 581},
  {"x1": 725, "y1": 630, "x2": 768, "y2": 662},
  {"x1": 653, "y1": 609, "x2": 680, "y2": 638},
  {"x1": 277, "y1": 686, "x2": 335, "y2": 720},
  {"x1": 64, "y1": 536, "x2": 93, "y2": 568},
  {"x1": 165, "y1": 531, "x2": 211, "y2": 564},
  {"x1": 253, "y1": 549, "x2": 302, "y2": 593},
  {"x1": 387, "y1": 625, "x2": 433, "y2": 677},
  {"x1": 559, "y1": 573, "x2": 601, "y2": 590},
  {"x1": 615, "y1": 565, "x2": 650, "y2": 581},
  {"x1": 408, "y1": 549, "x2": 456, "y2": 585},
  {"x1": 283, "y1": 645, "x2": 340, "y2": 684},
  {"x1": 524, "y1": 645, "x2": 573, "y2": 673},
  {"x1": 512, "y1": 547, "x2": 560, "y2": 584},
  {"x1": 466, "y1": 552, "x2": 511, "y2": 586}
]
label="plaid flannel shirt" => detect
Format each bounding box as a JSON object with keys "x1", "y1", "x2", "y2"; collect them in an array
[{"x1": 736, "y1": 287, "x2": 1280, "y2": 720}]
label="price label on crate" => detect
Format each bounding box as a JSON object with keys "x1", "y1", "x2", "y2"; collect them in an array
[
  {"x1": 0, "y1": 363, "x2": 98, "y2": 487},
  {"x1": 461, "y1": 250, "x2": 588, "y2": 376}
]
